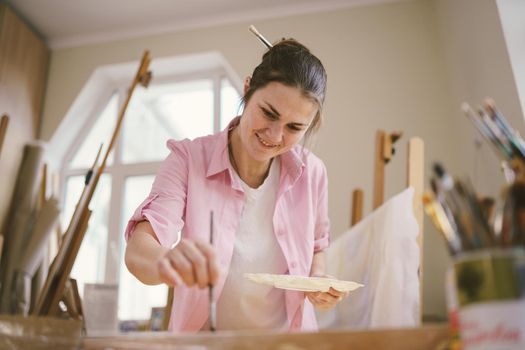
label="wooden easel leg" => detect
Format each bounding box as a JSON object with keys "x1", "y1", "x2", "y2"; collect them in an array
[
  {"x1": 351, "y1": 189, "x2": 364, "y2": 227},
  {"x1": 373, "y1": 130, "x2": 386, "y2": 210},
  {"x1": 407, "y1": 137, "x2": 424, "y2": 323}
]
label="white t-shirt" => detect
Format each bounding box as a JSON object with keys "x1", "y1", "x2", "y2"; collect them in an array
[{"x1": 215, "y1": 159, "x2": 288, "y2": 330}]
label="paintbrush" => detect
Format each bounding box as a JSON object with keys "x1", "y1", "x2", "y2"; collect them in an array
[
  {"x1": 455, "y1": 179, "x2": 496, "y2": 248},
  {"x1": 432, "y1": 163, "x2": 493, "y2": 250},
  {"x1": 500, "y1": 182, "x2": 525, "y2": 247},
  {"x1": 423, "y1": 192, "x2": 462, "y2": 255},
  {"x1": 209, "y1": 211, "x2": 216, "y2": 332},
  {"x1": 249, "y1": 25, "x2": 273, "y2": 48},
  {"x1": 483, "y1": 98, "x2": 525, "y2": 159},
  {"x1": 477, "y1": 107, "x2": 514, "y2": 157},
  {"x1": 462, "y1": 103, "x2": 512, "y2": 160}
]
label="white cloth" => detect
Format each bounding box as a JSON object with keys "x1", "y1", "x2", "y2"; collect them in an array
[
  {"x1": 216, "y1": 159, "x2": 288, "y2": 330},
  {"x1": 316, "y1": 187, "x2": 420, "y2": 329}
]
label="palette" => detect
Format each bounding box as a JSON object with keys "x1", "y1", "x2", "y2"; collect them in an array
[{"x1": 244, "y1": 273, "x2": 363, "y2": 293}]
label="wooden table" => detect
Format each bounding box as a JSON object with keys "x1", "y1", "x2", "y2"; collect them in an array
[{"x1": 83, "y1": 325, "x2": 449, "y2": 350}]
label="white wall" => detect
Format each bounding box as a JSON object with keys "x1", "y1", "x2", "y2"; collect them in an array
[
  {"x1": 40, "y1": 0, "x2": 521, "y2": 320},
  {"x1": 432, "y1": 0, "x2": 523, "y2": 197},
  {"x1": 497, "y1": 0, "x2": 525, "y2": 127}
]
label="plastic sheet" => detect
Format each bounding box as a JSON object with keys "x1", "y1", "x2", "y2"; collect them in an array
[{"x1": 0, "y1": 316, "x2": 82, "y2": 350}]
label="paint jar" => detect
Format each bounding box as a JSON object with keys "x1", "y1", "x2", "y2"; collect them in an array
[{"x1": 447, "y1": 248, "x2": 525, "y2": 350}]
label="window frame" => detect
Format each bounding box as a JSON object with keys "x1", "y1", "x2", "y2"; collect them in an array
[{"x1": 60, "y1": 67, "x2": 241, "y2": 292}]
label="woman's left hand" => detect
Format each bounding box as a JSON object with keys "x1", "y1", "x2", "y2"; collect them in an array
[
  {"x1": 305, "y1": 275, "x2": 349, "y2": 310},
  {"x1": 307, "y1": 254, "x2": 348, "y2": 310},
  {"x1": 305, "y1": 287, "x2": 348, "y2": 310}
]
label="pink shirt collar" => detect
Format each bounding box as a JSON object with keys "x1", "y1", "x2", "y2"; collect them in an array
[{"x1": 205, "y1": 116, "x2": 306, "y2": 191}]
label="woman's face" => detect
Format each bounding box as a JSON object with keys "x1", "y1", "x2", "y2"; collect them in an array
[{"x1": 239, "y1": 82, "x2": 318, "y2": 163}]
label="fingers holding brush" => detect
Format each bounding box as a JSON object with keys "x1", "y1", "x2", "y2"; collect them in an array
[{"x1": 159, "y1": 238, "x2": 220, "y2": 288}]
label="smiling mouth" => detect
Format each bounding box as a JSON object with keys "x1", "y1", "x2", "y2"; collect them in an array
[{"x1": 255, "y1": 133, "x2": 279, "y2": 148}]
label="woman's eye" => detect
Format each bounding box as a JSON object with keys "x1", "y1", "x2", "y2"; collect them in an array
[
  {"x1": 288, "y1": 124, "x2": 302, "y2": 132},
  {"x1": 262, "y1": 108, "x2": 277, "y2": 119}
]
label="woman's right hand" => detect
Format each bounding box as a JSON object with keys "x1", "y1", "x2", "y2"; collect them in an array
[{"x1": 157, "y1": 238, "x2": 221, "y2": 289}]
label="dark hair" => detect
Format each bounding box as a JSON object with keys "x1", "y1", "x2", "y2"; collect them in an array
[{"x1": 242, "y1": 38, "x2": 327, "y2": 140}]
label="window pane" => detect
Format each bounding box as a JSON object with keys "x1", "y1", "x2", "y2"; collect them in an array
[
  {"x1": 70, "y1": 94, "x2": 118, "y2": 168},
  {"x1": 220, "y1": 78, "x2": 241, "y2": 130},
  {"x1": 63, "y1": 174, "x2": 111, "y2": 296},
  {"x1": 119, "y1": 175, "x2": 168, "y2": 321},
  {"x1": 122, "y1": 80, "x2": 214, "y2": 164}
]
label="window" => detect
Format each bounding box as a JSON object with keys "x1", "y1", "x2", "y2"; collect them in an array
[{"x1": 61, "y1": 72, "x2": 241, "y2": 322}]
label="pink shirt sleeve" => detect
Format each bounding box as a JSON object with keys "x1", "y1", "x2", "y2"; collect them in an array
[
  {"x1": 124, "y1": 140, "x2": 188, "y2": 248},
  {"x1": 313, "y1": 161, "x2": 330, "y2": 253}
]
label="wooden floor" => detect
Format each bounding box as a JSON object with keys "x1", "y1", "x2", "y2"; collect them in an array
[{"x1": 83, "y1": 324, "x2": 450, "y2": 350}]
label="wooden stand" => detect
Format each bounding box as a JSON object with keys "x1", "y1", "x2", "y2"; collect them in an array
[
  {"x1": 33, "y1": 51, "x2": 152, "y2": 317},
  {"x1": 373, "y1": 130, "x2": 402, "y2": 209},
  {"x1": 350, "y1": 130, "x2": 425, "y2": 321},
  {"x1": 407, "y1": 137, "x2": 424, "y2": 320},
  {"x1": 0, "y1": 114, "x2": 8, "y2": 156},
  {"x1": 0, "y1": 114, "x2": 9, "y2": 263},
  {"x1": 350, "y1": 189, "x2": 364, "y2": 226}
]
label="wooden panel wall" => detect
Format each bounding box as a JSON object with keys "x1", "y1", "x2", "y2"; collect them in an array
[{"x1": 0, "y1": 4, "x2": 49, "y2": 232}]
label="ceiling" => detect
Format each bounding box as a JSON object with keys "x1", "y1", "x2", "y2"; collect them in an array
[{"x1": 4, "y1": 0, "x2": 407, "y2": 49}]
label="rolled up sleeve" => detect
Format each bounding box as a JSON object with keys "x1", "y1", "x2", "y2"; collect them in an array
[
  {"x1": 313, "y1": 162, "x2": 330, "y2": 252},
  {"x1": 124, "y1": 139, "x2": 189, "y2": 248}
]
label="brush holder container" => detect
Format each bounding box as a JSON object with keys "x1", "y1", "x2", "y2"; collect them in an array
[{"x1": 446, "y1": 248, "x2": 525, "y2": 350}]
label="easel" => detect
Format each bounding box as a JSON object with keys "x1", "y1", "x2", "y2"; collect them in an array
[
  {"x1": 350, "y1": 129, "x2": 424, "y2": 320},
  {"x1": 32, "y1": 51, "x2": 152, "y2": 318},
  {"x1": 0, "y1": 114, "x2": 8, "y2": 156},
  {"x1": 0, "y1": 114, "x2": 8, "y2": 264}
]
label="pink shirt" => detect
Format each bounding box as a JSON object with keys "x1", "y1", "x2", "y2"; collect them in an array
[{"x1": 124, "y1": 118, "x2": 330, "y2": 332}]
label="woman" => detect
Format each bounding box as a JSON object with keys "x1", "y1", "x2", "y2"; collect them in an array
[{"x1": 124, "y1": 38, "x2": 346, "y2": 332}]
